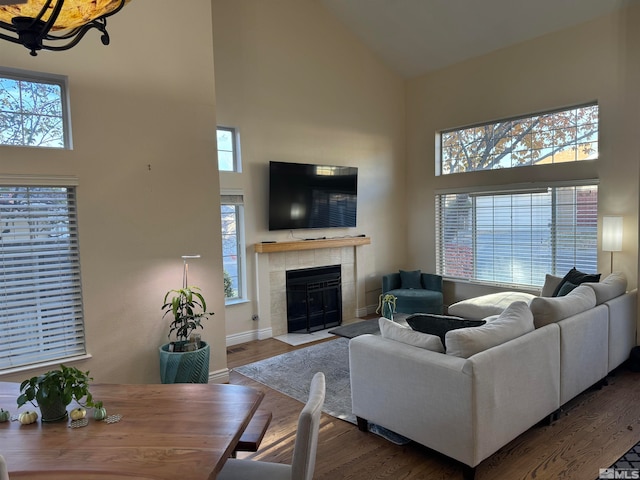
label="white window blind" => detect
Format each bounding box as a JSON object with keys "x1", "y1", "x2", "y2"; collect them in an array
[
  {"x1": 436, "y1": 184, "x2": 598, "y2": 288},
  {"x1": 0, "y1": 185, "x2": 86, "y2": 370}
]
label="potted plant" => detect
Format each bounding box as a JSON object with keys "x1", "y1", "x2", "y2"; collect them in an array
[
  {"x1": 376, "y1": 293, "x2": 397, "y2": 321},
  {"x1": 159, "y1": 285, "x2": 212, "y2": 384},
  {"x1": 161, "y1": 286, "x2": 210, "y2": 352},
  {"x1": 16, "y1": 364, "x2": 97, "y2": 422}
]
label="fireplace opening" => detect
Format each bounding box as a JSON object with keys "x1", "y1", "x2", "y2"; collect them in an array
[{"x1": 286, "y1": 265, "x2": 342, "y2": 333}]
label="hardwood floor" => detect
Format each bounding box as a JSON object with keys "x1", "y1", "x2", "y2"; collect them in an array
[{"x1": 228, "y1": 336, "x2": 640, "y2": 479}]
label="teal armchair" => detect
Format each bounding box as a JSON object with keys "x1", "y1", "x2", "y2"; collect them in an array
[{"x1": 382, "y1": 272, "x2": 443, "y2": 315}]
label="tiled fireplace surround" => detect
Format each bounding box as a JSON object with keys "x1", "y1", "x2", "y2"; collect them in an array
[{"x1": 254, "y1": 239, "x2": 370, "y2": 337}]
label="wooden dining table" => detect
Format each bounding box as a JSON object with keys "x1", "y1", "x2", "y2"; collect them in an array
[{"x1": 0, "y1": 381, "x2": 265, "y2": 479}]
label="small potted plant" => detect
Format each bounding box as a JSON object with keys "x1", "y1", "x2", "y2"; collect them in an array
[
  {"x1": 17, "y1": 364, "x2": 97, "y2": 422},
  {"x1": 161, "y1": 286, "x2": 210, "y2": 352},
  {"x1": 376, "y1": 293, "x2": 397, "y2": 321}
]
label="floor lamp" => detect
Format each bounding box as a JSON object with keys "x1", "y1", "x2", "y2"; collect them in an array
[
  {"x1": 602, "y1": 216, "x2": 623, "y2": 274},
  {"x1": 182, "y1": 254, "x2": 201, "y2": 289}
]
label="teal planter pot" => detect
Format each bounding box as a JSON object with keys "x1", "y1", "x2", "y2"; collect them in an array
[{"x1": 159, "y1": 341, "x2": 210, "y2": 384}]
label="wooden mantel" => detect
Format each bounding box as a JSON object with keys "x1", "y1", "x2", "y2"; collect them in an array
[{"x1": 254, "y1": 236, "x2": 371, "y2": 253}]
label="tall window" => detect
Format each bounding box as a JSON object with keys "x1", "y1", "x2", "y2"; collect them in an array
[
  {"x1": 217, "y1": 127, "x2": 240, "y2": 172},
  {"x1": 0, "y1": 182, "x2": 86, "y2": 371},
  {"x1": 221, "y1": 193, "x2": 245, "y2": 301},
  {"x1": 0, "y1": 68, "x2": 71, "y2": 149},
  {"x1": 436, "y1": 184, "x2": 598, "y2": 288},
  {"x1": 440, "y1": 103, "x2": 598, "y2": 175}
]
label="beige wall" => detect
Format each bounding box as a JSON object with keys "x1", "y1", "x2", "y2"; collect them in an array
[
  {"x1": 0, "y1": 0, "x2": 228, "y2": 383},
  {"x1": 406, "y1": 5, "x2": 640, "y2": 305},
  {"x1": 212, "y1": 0, "x2": 407, "y2": 340}
]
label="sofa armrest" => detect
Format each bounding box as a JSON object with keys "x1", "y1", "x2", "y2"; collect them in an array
[
  {"x1": 382, "y1": 273, "x2": 401, "y2": 293},
  {"x1": 421, "y1": 273, "x2": 443, "y2": 292},
  {"x1": 349, "y1": 324, "x2": 560, "y2": 468},
  {"x1": 349, "y1": 335, "x2": 474, "y2": 464}
]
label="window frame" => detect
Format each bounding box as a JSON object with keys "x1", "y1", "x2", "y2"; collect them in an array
[
  {"x1": 220, "y1": 191, "x2": 246, "y2": 304},
  {"x1": 216, "y1": 126, "x2": 241, "y2": 172},
  {"x1": 0, "y1": 175, "x2": 87, "y2": 374},
  {"x1": 0, "y1": 66, "x2": 73, "y2": 150},
  {"x1": 438, "y1": 102, "x2": 598, "y2": 176},
  {"x1": 435, "y1": 181, "x2": 599, "y2": 289}
]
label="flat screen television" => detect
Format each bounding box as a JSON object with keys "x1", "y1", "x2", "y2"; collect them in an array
[{"x1": 269, "y1": 161, "x2": 358, "y2": 230}]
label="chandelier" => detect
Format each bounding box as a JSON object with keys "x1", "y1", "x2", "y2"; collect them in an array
[{"x1": 0, "y1": 0, "x2": 131, "y2": 56}]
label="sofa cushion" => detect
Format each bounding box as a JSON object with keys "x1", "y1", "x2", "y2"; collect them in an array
[
  {"x1": 399, "y1": 269, "x2": 422, "y2": 289},
  {"x1": 583, "y1": 272, "x2": 627, "y2": 305},
  {"x1": 552, "y1": 267, "x2": 600, "y2": 297},
  {"x1": 541, "y1": 274, "x2": 563, "y2": 297},
  {"x1": 378, "y1": 317, "x2": 444, "y2": 352},
  {"x1": 405, "y1": 314, "x2": 485, "y2": 344},
  {"x1": 445, "y1": 301, "x2": 535, "y2": 358},
  {"x1": 529, "y1": 284, "x2": 596, "y2": 328},
  {"x1": 447, "y1": 291, "x2": 536, "y2": 320}
]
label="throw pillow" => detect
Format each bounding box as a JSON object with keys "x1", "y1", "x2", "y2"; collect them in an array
[
  {"x1": 445, "y1": 301, "x2": 535, "y2": 358},
  {"x1": 552, "y1": 267, "x2": 601, "y2": 297},
  {"x1": 529, "y1": 284, "x2": 596, "y2": 328},
  {"x1": 379, "y1": 317, "x2": 444, "y2": 352},
  {"x1": 399, "y1": 269, "x2": 422, "y2": 289},
  {"x1": 583, "y1": 272, "x2": 627, "y2": 305},
  {"x1": 540, "y1": 274, "x2": 563, "y2": 297},
  {"x1": 556, "y1": 281, "x2": 578, "y2": 297},
  {"x1": 447, "y1": 291, "x2": 536, "y2": 320},
  {"x1": 405, "y1": 314, "x2": 486, "y2": 344}
]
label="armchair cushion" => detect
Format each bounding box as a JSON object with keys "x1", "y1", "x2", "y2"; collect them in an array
[{"x1": 399, "y1": 269, "x2": 422, "y2": 289}]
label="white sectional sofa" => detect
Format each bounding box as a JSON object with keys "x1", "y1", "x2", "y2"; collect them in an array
[{"x1": 349, "y1": 273, "x2": 637, "y2": 479}]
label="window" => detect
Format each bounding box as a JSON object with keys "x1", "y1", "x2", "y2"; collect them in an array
[
  {"x1": 217, "y1": 127, "x2": 240, "y2": 172},
  {"x1": 0, "y1": 181, "x2": 86, "y2": 371},
  {"x1": 440, "y1": 103, "x2": 598, "y2": 175},
  {"x1": 436, "y1": 184, "x2": 598, "y2": 288},
  {"x1": 221, "y1": 193, "x2": 245, "y2": 301},
  {"x1": 0, "y1": 68, "x2": 71, "y2": 149}
]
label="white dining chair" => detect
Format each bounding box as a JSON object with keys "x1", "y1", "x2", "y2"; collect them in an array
[
  {"x1": 0, "y1": 454, "x2": 9, "y2": 480},
  {"x1": 218, "y1": 371, "x2": 326, "y2": 480}
]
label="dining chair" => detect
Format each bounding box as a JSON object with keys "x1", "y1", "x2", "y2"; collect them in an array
[
  {"x1": 218, "y1": 371, "x2": 326, "y2": 480},
  {"x1": 0, "y1": 454, "x2": 9, "y2": 480}
]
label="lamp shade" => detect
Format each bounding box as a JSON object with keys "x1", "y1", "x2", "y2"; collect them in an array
[
  {"x1": 602, "y1": 216, "x2": 623, "y2": 252},
  {"x1": 0, "y1": 0, "x2": 129, "y2": 30}
]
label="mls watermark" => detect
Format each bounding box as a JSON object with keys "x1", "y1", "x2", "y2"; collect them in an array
[{"x1": 600, "y1": 468, "x2": 640, "y2": 479}]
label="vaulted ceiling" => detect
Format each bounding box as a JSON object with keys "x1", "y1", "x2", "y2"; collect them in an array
[{"x1": 319, "y1": 0, "x2": 637, "y2": 78}]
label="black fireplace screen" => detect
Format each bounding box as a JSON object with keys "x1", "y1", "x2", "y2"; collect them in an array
[{"x1": 286, "y1": 265, "x2": 342, "y2": 333}]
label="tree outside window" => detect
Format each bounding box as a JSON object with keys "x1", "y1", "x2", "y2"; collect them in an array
[{"x1": 0, "y1": 69, "x2": 70, "y2": 149}]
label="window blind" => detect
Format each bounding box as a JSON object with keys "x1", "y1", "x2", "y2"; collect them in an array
[
  {"x1": 435, "y1": 184, "x2": 598, "y2": 288},
  {"x1": 0, "y1": 186, "x2": 86, "y2": 370}
]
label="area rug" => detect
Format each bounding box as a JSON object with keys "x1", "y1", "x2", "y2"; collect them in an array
[
  {"x1": 600, "y1": 441, "x2": 640, "y2": 478},
  {"x1": 233, "y1": 338, "x2": 410, "y2": 445},
  {"x1": 328, "y1": 319, "x2": 380, "y2": 339}
]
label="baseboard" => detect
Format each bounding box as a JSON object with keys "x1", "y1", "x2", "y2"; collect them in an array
[
  {"x1": 226, "y1": 327, "x2": 273, "y2": 347},
  {"x1": 209, "y1": 367, "x2": 230, "y2": 384}
]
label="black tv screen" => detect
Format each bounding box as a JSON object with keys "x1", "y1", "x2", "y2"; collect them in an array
[{"x1": 269, "y1": 161, "x2": 358, "y2": 230}]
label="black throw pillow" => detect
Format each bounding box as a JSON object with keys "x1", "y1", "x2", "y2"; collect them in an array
[
  {"x1": 552, "y1": 267, "x2": 601, "y2": 297},
  {"x1": 406, "y1": 314, "x2": 486, "y2": 345}
]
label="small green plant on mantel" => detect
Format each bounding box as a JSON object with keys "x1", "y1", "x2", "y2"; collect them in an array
[
  {"x1": 17, "y1": 364, "x2": 97, "y2": 422},
  {"x1": 162, "y1": 286, "x2": 212, "y2": 352}
]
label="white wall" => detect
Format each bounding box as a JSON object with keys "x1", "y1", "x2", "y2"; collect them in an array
[
  {"x1": 406, "y1": 5, "x2": 640, "y2": 304},
  {"x1": 212, "y1": 0, "x2": 408, "y2": 340},
  {"x1": 0, "y1": 0, "x2": 228, "y2": 383}
]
